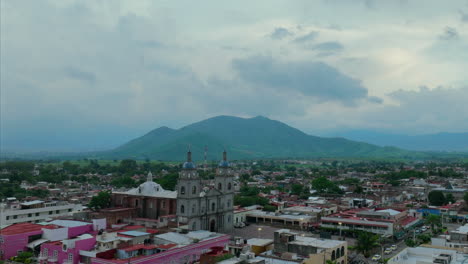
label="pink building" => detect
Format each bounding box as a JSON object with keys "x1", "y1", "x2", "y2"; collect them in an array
[
  {"x1": 38, "y1": 234, "x2": 96, "y2": 264},
  {"x1": 90, "y1": 234, "x2": 230, "y2": 264},
  {"x1": 48, "y1": 220, "x2": 94, "y2": 238},
  {"x1": 0, "y1": 223, "x2": 56, "y2": 260}
]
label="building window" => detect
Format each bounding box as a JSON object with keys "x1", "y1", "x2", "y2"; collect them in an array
[
  {"x1": 228, "y1": 183, "x2": 231, "y2": 190},
  {"x1": 162, "y1": 200, "x2": 166, "y2": 209},
  {"x1": 180, "y1": 205, "x2": 185, "y2": 214},
  {"x1": 36, "y1": 212, "x2": 40, "y2": 216},
  {"x1": 341, "y1": 246, "x2": 344, "y2": 257},
  {"x1": 53, "y1": 250, "x2": 58, "y2": 258},
  {"x1": 227, "y1": 200, "x2": 231, "y2": 207},
  {"x1": 181, "y1": 186, "x2": 185, "y2": 195},
  {"x1": 149, "y1": 202, "x2": 153, "y2": 209},
  {"x1": 6, "y1": 216, "x2": 9, "y2": 220},
  {"x1": 49, "y1": 211, "x2": 53, "y2": 215},
  {"x1": 331, "y1": 250, "x2": 335, "y2": 261},
  {"x1": 211, "y1": 203, "x2": 215, "y2": 211},
  {"x1": 227, "y1": 215, "x2": 231, "y2": 223},
  {"x1": 68, "y1": 209, "x2": 72, "y2": 212},
  {"x1": 68, "y1": 253, "x2": 73, "y2": 262},
  {"x1": 44, "y1": 248, "x2": 48, "y2": 257},
  {"x1": 56, "y1": 210, "x2": 59, "y2": 214},
  {"x1": 218, "y1": 183, "x2": 222, "y2": 190},
  {"x1": 135, "y1": 199, "x2": 139, "y2": 207},
  {"x1": 192, "y1": 222, "x2": 196, "y2": 230},
  {"x1": 192, "y1": 186, "x2": 196, "y2": 194},
  {"x1": 13, "y1": 215, "x2": 17, "y2": 219},
  {"x1": 0, "y1": 236, "x2": 3, "y2": 243},
  {"x1": 28, "y1": 213, "x2": 32, "y2": 217},
  {"x1": 192, "y1": 204, "x2": 196, "y2": 214}
]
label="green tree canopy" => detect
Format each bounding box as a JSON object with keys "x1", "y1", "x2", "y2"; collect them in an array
[
  {"x1": 428, "y1": 190, "x2": 446, "y2": 206},
  {"x1": 89, "y1": 190, "x2": 112, "y2": 210},
  {"x1": 355, "y1": 232, "x2": 380, "y2": 257}
]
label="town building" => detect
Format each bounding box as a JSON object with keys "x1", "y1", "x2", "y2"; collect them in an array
[
  {"x1": 432, "y1": 223, "x2": 468, "y2": 251},
  {"x1": 320, "y1": 208, "x2": 420, "y2": 238},
  {"x1": 273, "y1": 229, "x2": 348, "y2": 264},
  {"x1": 111, "y1": 172, "x2": 177, "y2": 222},
  {"x1": 176, "y1": 150, "x2": 234, "y2": 233},
  {"x1": 388, "y1": 246, "x2": 463, "y2": 264},
  {"x1": 0, "y1": 200, "x2": 83, "y2": 226}
]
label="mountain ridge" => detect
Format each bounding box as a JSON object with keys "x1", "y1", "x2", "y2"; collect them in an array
[
  {"x1": 334, "y1": 130, "x2": 468, "y2": 152},
  {"x1": 106, "y1": 115, "x2": 428, "y2": 160}
]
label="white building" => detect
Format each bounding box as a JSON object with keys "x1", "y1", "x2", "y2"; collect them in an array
[
  {"x1": 0, "y1": 200, "x2": 83, "y2": 226},
  {"x1": 388, "y1": 246, "x2": 467, "y2": 264},
  {"x1": 432, "y1": 224, "x2": 468, "y2": 252}
]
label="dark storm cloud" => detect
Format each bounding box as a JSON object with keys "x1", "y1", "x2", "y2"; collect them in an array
[
  {"x1": 64, "y1": 67, "x2": 97, "y2": 83},
  {"x1": 293, "y1": 31, "x2": 319, "y2": 43},
  {"x1": 232, "y1": 56, "x2": 374, "y2": 105},
  {"x1": 439, "y1": 27, "x2": 459, "y2": 40},
  {"x1": 270, "y1": 27, "x2": 293, "y2": 40}
]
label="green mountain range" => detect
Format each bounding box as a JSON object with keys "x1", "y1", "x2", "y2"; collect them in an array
[{"x1": 105, "y1": 115, "x2": 427, "y2": 161}]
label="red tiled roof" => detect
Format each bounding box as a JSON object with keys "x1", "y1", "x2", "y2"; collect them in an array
[
  {"x1": 123, "y1": 225, "x2": 145, "y2": 230},
  {"x1": 1, "y1": 223, "x2": 56, "y2": 235},
  {"x1": 156, "y1": 243, "x2": 177, "y2": 250},
  {"x1": 121, "y1": 244, "x2": 156, "y2": 252},
  {"x1": 399, "y1": 216, "x2": 419, "y2": 227},
  {"x1": 145, "y1": 229, "x2": 159, "y2": 234}
]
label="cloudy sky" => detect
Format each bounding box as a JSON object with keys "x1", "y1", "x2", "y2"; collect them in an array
[{"x1": 1, "y1": 0, "x2": 468, "y2": 151}]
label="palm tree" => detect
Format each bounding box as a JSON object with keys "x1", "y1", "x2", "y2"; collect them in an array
[
  {"x1": 355, "y1": 231, "x2": 380, "y2": 257},
  {"x1": 425, "y1": 214, "x2": 441, "y2": 230}
]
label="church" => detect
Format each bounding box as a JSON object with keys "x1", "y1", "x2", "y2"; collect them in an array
[
  {"x1": 176, "y1": 150, "x2": 234, "y2": 233},
  {"x1": 110, "y1": 150, "x2": 234, "y2": 233}
]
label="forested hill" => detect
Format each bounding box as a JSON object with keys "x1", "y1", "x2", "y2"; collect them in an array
[{"x1": 104, "y1": 115, "x2": 424, "y2": 160}]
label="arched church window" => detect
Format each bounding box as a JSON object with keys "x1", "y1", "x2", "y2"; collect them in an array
[
  {"x1": 180, "y1": 205, "x2": 185, "y2": 214},
  {"x1": 227, "y1": 215, "x2": 231, "y2": 223},
  {"x1": 218, "y1": 183, "x2": 222, "y2": 190},
  {"x1": 228, "y1": 183, "x2": 231, "y2": 190},
  {"x1": 181, "y1": 186, "x2": 185, "y2": 195},
  {"x1": 192, "y1": 186, "x2": 196, "y2": 194},
  {"x1": 211, "y1": 202, "x2": 216, "y2": 211}
]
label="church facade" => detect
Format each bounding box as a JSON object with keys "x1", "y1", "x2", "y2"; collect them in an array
[{"x1": 176, "y1": 150, "x2": 234, "y2": 233}]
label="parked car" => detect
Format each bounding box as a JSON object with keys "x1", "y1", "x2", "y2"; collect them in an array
[
  {"x1": 391, "y1": 244, "x2": 397, "y2": 251},
  {"x1": 384, "y1": 248, "x2": 392, "y2": 255},
  {"x1": 372, "y1": 254, "x2": 382, "y2": 261}
]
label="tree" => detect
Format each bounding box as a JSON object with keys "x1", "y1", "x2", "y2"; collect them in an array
[
  {"x1": 355, "y1": 232, "x2": 380, "y2": 257},
  {"x1": 89, "y1": 190, "x2": 112, "y2": 210},
  {"x1": 291, "y1": 184, "x2": 303, "y2": 195},
  {"x1": 119, "y1": 159, "x2": 138, "y2": 174},
  {"x1": 311, "y1": 176, "x2": 342, "y2": 194},
  {"x1": 464, "y1": 192, "x2": 468, "y2": 208},
  {"x1": 354, "y1": 185, "x2": 363, "y2": 194},
  {"x1": 445, "y1": 193, "x2": 455, "y2": 204},
  {"x1": 428, "y1": 190, "x2": 446, "y2": 206},
  {"x1": 425, "y1": 214, "x2": 441, "y2": 230},
  {"x1": 405, "y1": 238, "x2": 417, "y2": 247}
]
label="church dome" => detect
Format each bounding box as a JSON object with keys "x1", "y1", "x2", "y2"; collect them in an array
[
  {"x1": 183, "y1": 161, "x2": 196, "y2": 169},
  {"x1": 218, "y1": 160, "x2": 230, "y2": 167},
  {"x1": 218, "y1": 150, "x2": 229, "y2": 167}
]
